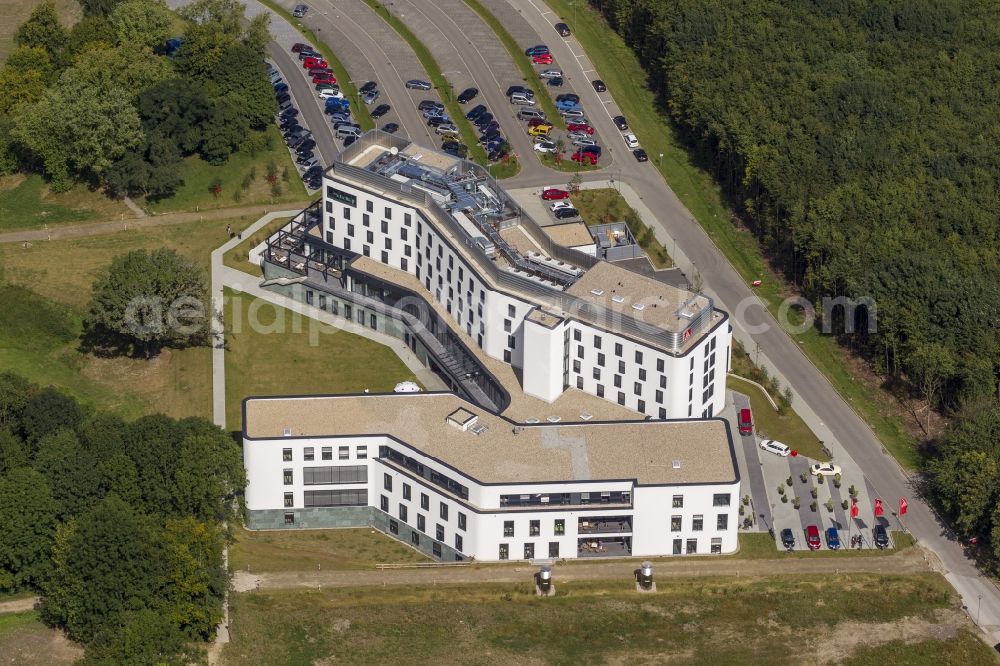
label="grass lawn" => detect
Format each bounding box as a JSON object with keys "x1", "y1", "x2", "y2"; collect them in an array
[
  {"x1": 0, "y1": 0, "x2": 81, "y2": 63},
  {"x1": 144, "y1": 126, "x2": 307, "y2": 214},
  {"x1": 358, "y1": 0, "x2": 489, "y2": 168},
  {"x1": 728, "y1": 531, "x2": 915, "y2": 560},
  {"x1": 572, "y1": 188, "x2": 673, "y2": 268},
  {"x1": 0, "y1": 174, "x2": 132, "y2": 232},
  {"x1": 230, "y1": 526, "x2": 429, "y2": 573},
  {"x1": 223, "y1": 287, "x2": 420, "y2": 427},
  {"x1": 539, "y1": 153, "x2": 601, "y2": 173},
  {"x1": 487, "y1": 156, "x2": 522, "y2": 181},
  {"x1": 542, "y1": 0, "x2": 917, "y2": 469},
  {"x1": 257, "y1": 0, "x2": 373, "y2": 132},
  {"x1": 222, "y1": 216, "x2": 294, "y2": 275},
  {"x1": 728, "y1": 375, "x2": 827, "y2": 461},
  {"x1": 220, "y1": 573, "x2": 981, "y2": 665},
  {"x1": 0, "y1": 612, "x2": 81, "y2": 665}
]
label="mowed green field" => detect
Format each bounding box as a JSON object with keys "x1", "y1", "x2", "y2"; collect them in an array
[{"x1": 220, "y1": 574, "x2": 994, "y2": 665}]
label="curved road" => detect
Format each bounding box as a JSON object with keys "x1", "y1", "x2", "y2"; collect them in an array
[{"x1": 501, "y1": 0, "x2": 1000, "y2": 639}]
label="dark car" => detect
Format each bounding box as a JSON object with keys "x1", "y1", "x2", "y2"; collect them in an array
[
  {"x1": 487, "y1": 147, "x2": 507, "y2": 162},
  {"x1": 279, "y1": 107, "x2": 299, "y2": 118},
  {"x1": 371, "y1": 104, "x2": 391, "y2": 119},
  {"x1": 273, "y1": 82, "x2": 289, "y2": 94},
  {"x1": 291, "y1": 42, "x2": 311, "y2": 53},
  {"x1": 474, "y1": 113, "x2": 494, "y2": 128},
  {"x1": 419, "y1": 99, "x2": 444, "y2": 112},
  {"x1": 297, "y1": 49, "x2": 319, "y2": 61},
  {"x1": 780, "y1": 528, "x2": 795, "y2": 550},
  {"x1": 307, "y1": 67, "x2": 333, "y2": 77},
  {"x1": 547, "y1": 76, "x2": 563, "y2": 87},
  {"x1": 613, "y1": 115, "x2": 629, "y2": 131},
  {"x1": 479, "y1": 129, "x2": 502, "y2": 144},
  {"x1": 275, "y1": 92, "x2": 291, "y2": 104},
  {"x1": 277, "y1": 100, "x2": 293, "y2": 113},
  {"x1": 506, "y1": 85, "x2": 533, "y2": 98},
  {"x1": 554, "y1": 22, "x2": 570, "y2": 37},
  {"x1": 826, "y1": 527, "x2": 841, "y2": 551},
  {"x1": 556, "y1": 93, "x2": 579, "y2": 104},
  {"x1": 873, "y1": 525, "x2": 890, "y2": 549},
  {"x1": 553, "y1": 207, "x2": 578, "y2": 220},
  {"x1": 582, "y1": 145, "x2": 602, "y2": 157},
  {"x1": 342, "y1": 135, "x2": 357, "y2": 148},
  {"x1": 457, "y1": 87, "x2": 479, "y2": 104},
  {"x1": 633, "y1": 148, "x2": 648, "y2": 162},
  {"x1": 465, "y1": 104, "x2": 487, "y2": 120},
  {"x1": 441, "y1": 142, "x2": 469, "y2": 158},
  {"x1": 292, "y1": 4, "x2": 308, "y2": 18},
  {"x1": 405, "y1": 79, "x2": 432, "y2": 90},
  {"x1": 524, "y1": 45, "x2": 549, "y2": 57},
  {"x1": 295, "y1": 152, "x2": 315, "y2": 166},
  {"x1": 427, "y1": 115, "x2": 450, "y2": 127},
  {"x1": 591, "y1": 79, "x2": 607, "y2": 92},
  {"x1": 295, "y1": 139, "x2": 316, "y2": 153},
  {"x1": 359, "y1": 81, "x2": 378, "y2": 94},
  {"x1": 280, "y1": 121, "x2": 301, "y2": 134},
  {"x1": 479, "y1": 121, "x2": 500, "y2": 135},
  {"x1": 381, "y1": 122, "x2": 399, "y2": 134}
]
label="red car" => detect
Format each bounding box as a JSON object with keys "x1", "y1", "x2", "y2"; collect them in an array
[
  {"x1": 541, "y1": 188, "x2": 569, "y2": 200},
  {"x1": 567, "y1": 122, "x2": 594, "y2": 135},
  {"x1": 572, "y1": 150, "x2": 597, "y2": 165},
  {"x1": 806, "y1": 525, "x2": 822, "y2": 551},
  {"x1": 291, "y1": 42, "x2": 311, "y2": 53},
  {"x1": 738, "y1": 407, "x2": 753, "y2": 436},
  {"x1": 312, "y1": 74, "x2": 336, "y2": 85},
  {"x1": 527, "y1": 117, "x2": 549, "y2": 127},
  {"x1": 308, "y1": 68, "x2": 333, "y2": 78},
  {"x1": 303, "y1": 57, "x2": 328, "y2": 69},
  {"x1": 532, "y1": 54, "x2": 554, "y2": 65}
]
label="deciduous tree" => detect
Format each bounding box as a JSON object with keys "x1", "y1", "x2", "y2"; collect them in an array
[{"x1": 0, "y1": 468, "x2": 58, "y2": 591}]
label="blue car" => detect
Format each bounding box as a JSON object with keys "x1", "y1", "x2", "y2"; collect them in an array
[
  {"x1": 524, "y1": 44, "x2": 549, "y2": 57},
  {"x1": 556, "y1": 100, "x2": 581, "y2": 112},
  {"x1": 825, "y1": 527, "x2": 841, "y2": 550},
  {"x1": 465, "y1": 104, "x2": 487, "y2": 120},
  {"x1": 325, "y1": 97, "x2": 350, "y2": 111}
]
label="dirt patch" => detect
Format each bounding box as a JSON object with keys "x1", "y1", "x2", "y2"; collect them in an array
[
  {"x1": 0, "y1": 616, "x2": 83, "y2": 665},
  {"x1": 232, "y1": 571, "x2": 263, "y2": 592},
  {"x1": 0, "y1": 597, "x2": 39, "y2": 614},
  {"x1": 796, "y1": 608, "x2": 966, "y2": 664}
]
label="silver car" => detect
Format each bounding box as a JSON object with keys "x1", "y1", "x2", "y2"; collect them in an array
[
  {"x1": 292, "y1": 4, "x2": 307, "y2": 17},
  {"x1": 539, "y1": 69, "x2": 562, "y2": 79},
  {"x1": 406, "y1": 79, "x2": 432, "y2": 90},
  {"x1": 571, "y1": 135, "x2": 597, "y2": 147}
]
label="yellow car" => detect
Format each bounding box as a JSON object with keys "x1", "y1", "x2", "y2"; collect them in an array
[{"x1": 527, "y1": 124, "x2": 552, "y2": 137}]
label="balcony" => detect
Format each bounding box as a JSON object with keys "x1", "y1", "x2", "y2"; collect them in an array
[
  {"x1": 577, "y1": 536, "x2": 631, "y2": 557},
  {"x1": 578, "y1": 516, "x2": 632, "y2": 535}
]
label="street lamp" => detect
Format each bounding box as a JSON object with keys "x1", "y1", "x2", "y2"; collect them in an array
[
  {"x1": 659, "y1": 153, "x2": 663, "y2": 168},
  {"x1": 977, "y1": 593, "x2": 983, "y2": 625}
]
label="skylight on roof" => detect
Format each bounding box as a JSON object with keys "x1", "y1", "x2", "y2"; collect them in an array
[
  {"x1": 611, "y1": 295, "x2": 625, "y2": 304},
  {"x1": 590, "y1": 288, "x2": 604, "y2": 296}
]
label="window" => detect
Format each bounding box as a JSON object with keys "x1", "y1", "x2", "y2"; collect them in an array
[
  {"x1": 592, "y1": 367, "x2": 601, "y2": 380},
  {"x1": 692, "y1": 515, "x2": 704, "y2": 532},
  {"x1": 686, "y1": 538, "x2": 698, "y2": 554},
  {"x1": 717, "y1": 514, "x2": 728, "y2": 530},
  {"x1": 524, "y1": 543, "x2": 535, "y2": 559},
  {"x1": 671, "y1": 515, "x2": 682, "y2": 531},
  {"x1": 420, "y1": 493, "x2": 429, "y2": 510},
  {"x1": 304, "y1": 489, "x2": 367, "y2": 506},
  {"x1": 321, "y1": 446, "x2": 332, "y2": 461},
  {"x1": 503, "y1": 520, "x2": 514, "y2": 537},
  {"x1": 458, "y1": 512, "x2": 466, "y2": 531},
  {"x1": 657, "y1": 359, "x2": 664, "y2": 372},
  {"x1": 339, "y1": 446, "x2": 349, "y2": 460},
  {"x1": 596, "y1": 384, "x2": 604, "y2": 398},
  {"x1": 554, "y1": 519, "x2": 565, "y2": 535},
  {"x1": 347, "y1": 223, "x2": 355, "y2": 237},
  {"x1": 417, "y1": 514, "x2": 426, "y2": 532},
  {"x1": 282, "y1": 448, "x2": 292, "y2": 462},
  {"x1": 381, "y1": 251, "x2": 388, "y2": 263},
  {"x1": 529, "y1": 520, "x2": 540, "y2": 537},
  {"x1": 303, "y1": 447, "x2": 314, "y2": 461},
  {"x1": 639, "y1": 368, "x2": 646, "y2": 381},
  {"x1": 713, "y1": 493, "x2": 731, "y2": 507},
  {"x1": 283, "y1": 469, "x2": 293, "y2": 485},
  {"x1": 436, "y1": 524, "x2": 445, "y2": 541},
  {"x1": 574, "y1": 329, "x2": 581, "y2": 342},
  {"x1": 305, "y1": 290, "x2": 313, "y2": 305},
  {"x1": 499, "y1": 544, "x2": 509, "y2": 560},
  {"x1": 302, "y1": 466, "x2": 367, "y2": 485},
  {"x1": 635, "y1": 350, "x2": 644, "y2": 364},
  {"x1": 673, "y1": 538, "x2": 682, "y2": 555},
  {"x1": 455, "y1": 534, "x2": 463, "y2": 552},
  {"x1": 401, "y1": 258, "x2": 408, "y2": 272},
  {"x1": 357, "y1": 446, "x2": 367, "y2": 459},
  {"x1": 380, "y1": 495, "x2": 389, "y2": 511},
  {"x1": 638, "y1": 400, "x2": 645, "y2": 412},
  {"x1": 618, "y1": 360, "x2": 626, "y2": 374},
  {"x1": 366, "y1": 200, "x2": 373, "y2": 213},
  {"x1": 504, "y1": 319, "x2": 511, "y2": 333},
  {"x1": 439, "y1": 503, "x2": 449, "y2": 521},
  {"x1": 634, "y1": 382, "x2": 642, "y2": 396},
  {"x1": 711, "y1": 538, "x2": 722, "y2": 554},
  {"x1": 593, "y1": 335, "x2": 602, "y2": 349},
  {"x1": 659, "y1": 408, "x2": 666, "y2": 419},
  {"x1": 549, "y1": 542, "x2": 559, "y2": 558},
  {"x1": 389, "y1": 519, "x2": 399, "y2": 534},
  {"x1": 656, "y1": 390, "x2": 664, "y2": 404},
  {"x1": 576, "y1": 377, "x2": 583, "y2": 389},
  {"x1": 660, "y1": 375, "x2": 667, "y2": 389},
  {"x1": 617, "y1": 392, "x2": 625, "y2": 406},
  {"x1": 508, "y1": 304, "x2": 516, "y2": 317},
  {"x1": 614, "y1": 342, "x2": 623, "y2": 356},
  {"x1": 672, "y1": 495, "x2": 684, "y2": 508},
  {"x1": 411, "y1": 531, "x2": 420, "y2": 546},
  {"x1": 284, "y1": 512, "x2": 295, "y2": 525},
  {"x1": 383, "y1": 473, "x2": 392, "y2": 492},
  {"x1": 577, "y1": 345, "x2": 584, "y2": 358},
  {"x1": 597, "y1": 353, "x2": 605, "y2": 367},
  {"x1": 283, "y1": 492, "x2": 293, "y2": 507},
  {"x1": 573, "y1": 360, "x2": 581, "y2": 373},
  {"x1": 507, "y1": 335, "x2": 516, "y2": 349},
  {"x1": 404, "y1": 213, "x2": 411, "y2": 226},
  {"x1": 399, "y1": 504, "x2": 408, "y2": 522},
  {"x1": 366, "y1": 230, "x2": 374, "y2": 243},
  {"x1": 402, "y1": 483, "x2": 411, "y2": 500},
  {"x1": 614, "y1": 375, "x2": 622, "y2": 388},
  {"x1": 381, "y1": 220, "x2": 389, "y2": 233}
]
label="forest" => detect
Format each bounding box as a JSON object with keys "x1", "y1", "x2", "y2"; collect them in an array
[
  {"x1": 591, "y1": 0, "x2": 1000, "y2": 562},
  {"x1": 0, "y1": 373, "x2": 245, "y2": 663},
  {"x1": 0, "y1": 0, "x2": 275, "y2": 199}
]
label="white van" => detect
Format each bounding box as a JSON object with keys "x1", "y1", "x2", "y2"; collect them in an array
[
  {"x1": 336, "y1": 126, "x2": 361, "y2": 140},
  {"x1": 510, "y1": 92, "x2": 535, "y2": 105},
  {"x1": 518, "y1": 108, "x2": 546, "y2": 121},
  {"x1": 758, "y1": 439, "x2": 791, "y2": 457},
  {"x1": 560, "y1": 108, "x2": 585, "y2": 119}
]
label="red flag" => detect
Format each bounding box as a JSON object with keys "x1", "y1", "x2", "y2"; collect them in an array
[
  {"x1": 899, "y1": 497, "x2": 908, "y2": 516},
  {"x1": 850, "y1": 499, "x2": 859, "y2": 519},
  {"x1": 874, "y1": 498, "x2": 884, "y2": 517}
]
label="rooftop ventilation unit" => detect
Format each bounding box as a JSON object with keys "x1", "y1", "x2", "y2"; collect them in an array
[
  {"x1": 282, "y1": 427, "x2": 292, "y2": 437},
  {"x1": 590, "y1": 288, "x2": 604, "y2": 296},
  {"x1": 446, "y1": 407, "x2": 479, "y2": 431},
  {"x1": 672, "y1": 459, "x2": 681, "y2": 469},
  {"x1": 546, "y1": 415, "x2": 562, "y2": 423},
  {"x1": 611, "y1": 295, "x2": 625, "y2": 304},
  {"x1": 632, "y1": 303, "x2": 645, "y2": 311},
  {"x1": 470, "y1": 422, "x2": 489, "y2": 436},
  {"x1": 525, "y1": 417, "x2": 540, "y2": 424},
  {"x1": 677, "y1": 296, "x2": 704, "y2": 319},
  {"x1": 579, "y1": 412, "x2": 593, "y2": 421}
]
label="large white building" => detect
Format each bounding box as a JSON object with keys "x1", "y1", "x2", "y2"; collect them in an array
[
  {"x1": 260, "y1": 132, "x2": 731, "y2": 421},
  {"x1": 243, "y1": 393, "x2": 741, "y2": 561}
]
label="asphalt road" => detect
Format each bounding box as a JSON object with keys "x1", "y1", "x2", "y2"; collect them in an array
[
  {"x1": 268, "y1": 44, "x2": 338, "y2": 166},
  {"x1": 502, "y1": 0, "x2": 1000, "y2": 638}
]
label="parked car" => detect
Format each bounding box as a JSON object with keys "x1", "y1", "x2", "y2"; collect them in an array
[
  {"x1": 428, "y1": 116, "x2": 451, "y2": 128},
  {"x1": 294, "y1": 139, "x2": 316, "y2": 153},
  {"x1": 528, "y1": 125, "x2": 551, "y2": 137},
  {"x1": 307, "y1": 68, "x2": 333, "y2": 78},
  {"x1": 291, "y1": 43, "x2": 311, "y2": 53},
  {"x1": 592, "y1": 79, "x2": 607, "y2": 92},
  {"x1": 873, "y1": 525, "x2": 890, "y2": 549},
  {"x1": 465, "y1": 104, "x2": 487, "y2": 120},
  {"x1": 317, "y1": 89, "x2": 342, "y2": 100},
  {"x1": 738, "y1": 408, "x2": 753, "y2": 435},
  {"x1": 312, "y1": 74, "x2": 336, "y2": 85},
  {"x1": 381, "y1": 122, "x2": 399, "y2": 134},
  {"x1": 273, "y1": 82, "x2": 289, "y2": 94},
  {"x1": 359, "y1": 81, "x2": 378, "y2": 94},
  {"x1": 539, "y1": 69, "x2": 562, "y2": 79},
  {"x1": 441, "y1": 141, "x2": 468, "y2": 158},
  {"x1": 570, "y1": 135, "x2": 596, "y2": 147},
  {"x1": 556, "y1": 93, "x2": 580, "y2": 104},
  {"x1": 566, "y1": 122, "x2": 593, "y2": 135},
  {"x1": 780, "y1": 528, "x2": 795, "y2": 550},
  {"x1": 371, "y1": 104, "x2": 391, "y2": 119},
  {"x1": 303, "y1": 56, "x2": 326, "y2": 69},
  {"x1": 473, "y1": 113, "x2": 494, "y2": 128},
  {"x1": 533, "y1": 54, "x2": 554, "y2": 65},
  {"x1": 825, "y1": 528, "x2": 841, "y2": 551},
  {"x1": 479, "y1": 129, "x2": 502, "y2": 144},
  {"x1": 533, "y1": 140, "x2": 556, "y2": 153},
  {"x1": 525, "y1": 45, "x2": 549, "y2": 57},
  {"x1": 623, "y1": 132, "x2": 640, "y2": 149},
  {"x1": 571, "y1": 150, "x2": 596, "y2": 165},
  {"x1": 279, "y1": 107, "x2": 299, "y2": 119},
  {"x1": 582, "y1": 145, "x2": 602, "y2": 159},
  {"x1": 613, "y1": 115, "x2": 629, "y2": 131},
  {"x1": 554, "y1": 22, "x2": 570, "y2": 37},
  {"x1": 405, "y1": 79, "x2": 432, "y2": 90},
  {"x1": 296, "y1": 153, "x2": 316, "y2": 166},
  {"x1": 806, "y1": 525, "x2": 822, "y2": 550},
  {"x1": 342, "y1": 135, "x2": 357, "y2": 148},
  {"x1": 557, "y1": 99, "x2": 581, "y2": 111},
  {"x1": 554, "y1": 207, "x2": 579, "y2": 220},
  {"x1": 275, "y1": 92, "x2": 290, "y2": 104},
  {"x1": 810, "y1": 462, "x2": 842, "y2": 477},
  {"x1": 527, "y1": 117, "x2": 550, "y2": 128},
  {"x1": 510, "y1": 92, "x2": 535, "y2": 105},
  {"x1": 479, "y1": 121, "x2": 500, "y2": 135},
  {"x1": 541, "y1": 188, "x2": 569, "y2": 200},
  {"x1": 550, "y1": 201, "x2": 574, "y2": 211},
  {"x1": 297, "y1": 49, "x2": 319, "y2": 60},
  {"x1": 633, "y1": 148, "x2": 649, "y2": 162},
  {"x1": 363, "y1": 89, "x2": 380, "y2": 104},
  {"x1": 436, "y1": 123, "x2": 460, "y2": 136},
  {"x1": 506, "y1": 85, "x2": 534, "y2": 98},
  {"x1": 457, "y1": 87, "x2": 479, "y2": 104},
  {"x1": 292, "y1": 4, "x2": 308, "y2": 18},
  {"x1": 419, "y1": 99, "x2": 445, "y2": 112},
  {"x1": 547, "y1": 76, "x2": 564, "y2": 87},
  {"x1": 759, "y1": 439, "x2": 790, "y2": 457}
]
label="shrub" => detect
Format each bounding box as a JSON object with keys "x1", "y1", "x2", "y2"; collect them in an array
[
  {"x1": 825, "y1": 499, "x2": 834, "y2": 512},
  {"x1": 810, "y1": 501, "x2": 818, "y2": 512},
  {"x1": 781, "y1": 495, "x2": 788, "y2": 503},
  {"x1": 810, "y1": 488, "x2": 818, "y2": 499},
  {"x1": 800, "y1": 473, "x2": 808, "y2": 483},
  {"x1": 786, "y1": 476, "x2": 793, "y2": 487},
  {"x1": 849, "y1": 484, "x2": 858, "y2": 498},
  {"x1": 793, "y1": 497, "x2": 801, "y2": 509},
  {"x1": 833, "y1": 473, "x2": 842, "y2": 488},
  {"x1": 777, "y1": 484, "x2": 785, "y2": 495},
  {"x1": 817, "y1": 474, "x2": 825, "y2": 485},
  {"x1": 842, "y1": 500, "x2": 850, "y2": 510},
  {"x1": 270, "y1": 181, "x2": 282, "y2": 198}
]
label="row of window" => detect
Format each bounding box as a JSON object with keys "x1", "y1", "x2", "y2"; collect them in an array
[
  {"x1": 381, "y1": 494, "x2": 467, "y2": 549},
  {"x1": 282, "y1": 445, "x2": 367, "y2": 462},
  {"x1": 502, "y1": 518, "x2": 567, "y2": 538},
  {"x1": 572, "y1": 328, "x2": 666, "y2": 369},
  {"x1": 498, "y1": 542, "x2": 561, "y2": 560},
  {"x1": 387, "y1": 519, "x2": 464, "y2": 558},
  {"x1": 672, "y1": 493, "x2": 732, "y2": 508},
  {"x1": 670, "y1": 514, "x2": 729, "y2": 532}
]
